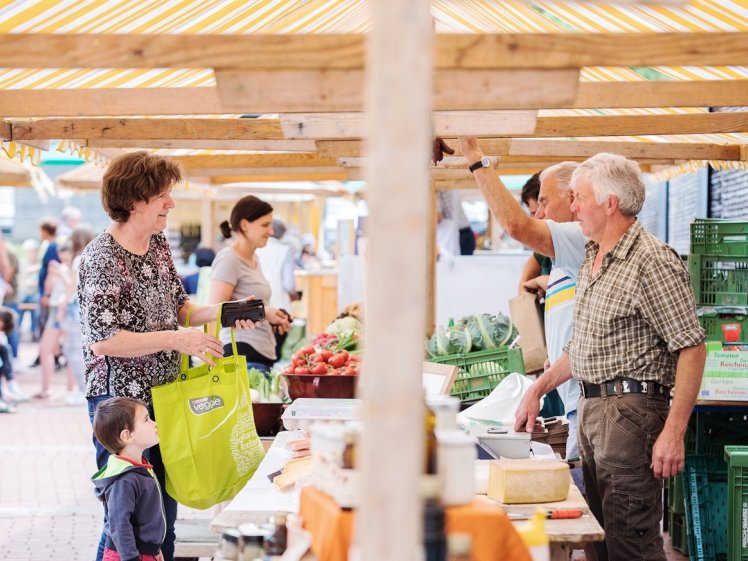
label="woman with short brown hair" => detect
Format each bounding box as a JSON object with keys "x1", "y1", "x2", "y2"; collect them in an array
[{"x1": 79, "y1": 151, "x2": 259, "y2": 561}]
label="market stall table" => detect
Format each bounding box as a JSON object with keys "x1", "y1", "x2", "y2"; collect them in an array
[{"x1": 212, "y1": 432, "x2": 605, "y2": 561}]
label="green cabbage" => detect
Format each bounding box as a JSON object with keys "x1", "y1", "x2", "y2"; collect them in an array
[
  {"x1": 325, "y1": 316, "x2": 362, "y2": 338},
  {"x1": 426, "y1": 326, "x2": 473, "y2": 357},
  {"x1": 460, "y1": 312, "x2": 517, "y2": 351}
]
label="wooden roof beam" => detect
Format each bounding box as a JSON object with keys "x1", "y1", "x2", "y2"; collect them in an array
[
  {"x1": 172, "y1": 153, "x2": 337, "y2": 169},
  {"x1": 1, "y1": 33, "x2": 747, "y2": 69},
  {"x1": 83, "y1": 139, "x2": 317, "y2": 151},
  {"x1": 10, "y1": 118, "x2": 283, "y2": 141},
  {"x1": 3, "y1": 81, "x2": 748, "y2": 118},
  {"x1": 184, "y1": 166, "x2": 346, "y2": 178},
  {"x1": 293, "y1": 111, "x2": 748, "y2": 140},
  {"x1": 282, "y1": 111, "x2": 538, "y2": 139},
  {"x1": 208, "y1": 172, "x2": 348, "y2": 183},
  {"x1": 0, "y1": 120, "x2": 10, "y2": 140},
  {"x1": 216, "y1": 69, "x2": 580, "y2": 112},
  {"x1": 12, "y1": 111, "x2": 745, "y2": 142}
]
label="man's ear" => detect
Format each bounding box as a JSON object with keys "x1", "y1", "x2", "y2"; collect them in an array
[{"x1": 606, "y1": 194, "x2": 620, "y2": 216}]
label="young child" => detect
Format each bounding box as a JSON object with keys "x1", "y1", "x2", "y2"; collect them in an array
[
  {"x1": 0, "y1": 307, "x2": 25, "y2": 409},
  {"x1": 92, "y1": 397, "x2": 165, "y2": 561}
]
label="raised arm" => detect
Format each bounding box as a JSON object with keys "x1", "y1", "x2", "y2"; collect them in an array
[{"x1": 459, "y1": 136, "x2": 555, "y2": 257}]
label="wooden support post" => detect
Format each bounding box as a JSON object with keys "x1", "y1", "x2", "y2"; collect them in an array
[
  {"x1": 200, "y1": 196, "x2": 214, "y2": 249},
  {"x1": 358, "y1": 1, "x2": 431, "y2": 560},
  {"x1": 428, "y1": 186, "x2": 438, "y2": 337}
]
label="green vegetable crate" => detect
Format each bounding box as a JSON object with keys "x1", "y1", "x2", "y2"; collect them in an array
[
  {"x1": 431, "y1": 347, "x2": 525, "y2": 402},
  {"x1": 691, "y1": 219, "x2": 748, "y2": 257},
  {"x1": 724, "y1": 446, "x2": 748, "y2": 561},
  {"x1": 689, "y1": 255, "x2": 748, "y2": 306}
]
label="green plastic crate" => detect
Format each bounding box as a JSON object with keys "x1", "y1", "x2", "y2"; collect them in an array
[
  {"x1": 669, "y1": 511, "x2": 690, "y2": 556},
  {"x1": 668, "y1": 472, "x2": 686, "y2": 515},
  {"x1": 684, "y1": 454, "x2": 728, "y2": 561},
  {"x1": 430, "y1": 347, "x2": 525, "y2": 402},
  {"x1": 690, "y1": 255, "x2": 748, "y2": 306},
  {"x1": 725, "y1": 446, "x2": 748, "y2": 561},
  {"x1": 691, "y1": 219, "x2": 748, "y2": 257},
  {"x1": 699, "y1": 313, "x2": 748, "y2": 343}
]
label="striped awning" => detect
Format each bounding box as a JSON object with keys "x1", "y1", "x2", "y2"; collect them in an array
[{"x1": 0, "y1": 0, "x2": 746, "y2": 175}]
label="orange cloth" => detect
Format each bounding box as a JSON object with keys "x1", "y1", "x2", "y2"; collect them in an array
[{"x1": 299, "y1": 486, "x2": 531, "y2": 561}]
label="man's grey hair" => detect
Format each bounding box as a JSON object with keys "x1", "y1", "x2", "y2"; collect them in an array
[
  {"x1": 571, "y1": 153, "x2": 645, "y2": 217},
  {"x1": 539, "y1": 161, "x2": 579, "y2": 194}
]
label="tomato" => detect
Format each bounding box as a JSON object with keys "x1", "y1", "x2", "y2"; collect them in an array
[
  {"x1": 343, "y1": 366, "x2": 356, "y2": 376},
  {"x1": 283, "y1": 366, "x2": 295, "y2": 375},
  {"x1": 311, "y1": 353, "x2": 326, "y2": 363},
  {"x1": 294, "y1": 366, "x2": 310, "y2": 375},
  {"x1": 293, "y1": 357, "x2": 307, "y2": 367},
  {"x1": 300, "y1": 345, "x2": 316, "y2": 356},
  {"x1": 348, "y1": 355, "x2": 360, "y2": 362},
  {"x1": 327, "y1": 353, "x2": 347, "y2": 368},
  {"x1": 311, "y1": 363, "x2": 328, "y2": 375},
  {"x1": 320, "y1": 350, "x2": 334, "y2": 362},
  {"x1": 337, "y1": 350, "x2": 349, "y2": 362}
]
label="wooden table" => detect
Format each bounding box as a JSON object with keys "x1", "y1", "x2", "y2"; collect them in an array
[
  {"x1": 212, "y1": 432, "x2": 605, "y2": 561},
  {"x1": 480, "y1": 484, "x2": 605, "y2": 561}
]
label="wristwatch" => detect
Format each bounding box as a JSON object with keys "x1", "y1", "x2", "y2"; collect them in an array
[{"x1": 469, "y1": 156, "x2": 492, "y2": 173}]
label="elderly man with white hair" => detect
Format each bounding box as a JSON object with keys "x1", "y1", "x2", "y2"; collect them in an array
[{"x1": 513, "y1": 152, "x2": 705, "y2": 561}]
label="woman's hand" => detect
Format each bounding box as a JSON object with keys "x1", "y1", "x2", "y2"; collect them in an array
[
  {"x1": 266, "y1": 306, "x2": 291, "y2": 335},
  {"x1": 175, "y1": 327, "x2": 225, "y2": 367}
]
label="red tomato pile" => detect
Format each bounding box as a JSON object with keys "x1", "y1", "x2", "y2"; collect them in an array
[{"x1": 284, "y1": 345, "x2": 360, "y2": 376}]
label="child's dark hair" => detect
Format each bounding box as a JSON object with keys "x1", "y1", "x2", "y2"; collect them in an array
[
  {"x1": 93, "y1": 397, "x2": 145, "y2": 454},
  {"x1": 0, "y1": 307, "x2": 16, "y2": 335}
]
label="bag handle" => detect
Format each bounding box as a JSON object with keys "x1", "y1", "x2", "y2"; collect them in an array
[{"x1": 181, "y1": 303, "x2": 239, "y2": 374}]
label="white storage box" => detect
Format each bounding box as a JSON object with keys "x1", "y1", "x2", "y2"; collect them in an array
[{"x1": 282, "y1": 398, "x2": 361, "y2": 430}]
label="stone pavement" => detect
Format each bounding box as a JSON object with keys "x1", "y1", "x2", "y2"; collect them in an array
[{"x1": 0, "y1": 342, "x2": 210, "y2": 561}]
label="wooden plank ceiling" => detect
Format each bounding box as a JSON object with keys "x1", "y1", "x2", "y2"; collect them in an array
[{"x1": 0, "y1": 0, "x2": 747, "y2": 187}]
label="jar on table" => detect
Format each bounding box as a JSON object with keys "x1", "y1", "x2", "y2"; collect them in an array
[
  {"x1": 217, "y1": 528, "x2": 241, "y2": 560},
  {"x1": 238, "y1": 523, "x2": 266, "y2": 561}
]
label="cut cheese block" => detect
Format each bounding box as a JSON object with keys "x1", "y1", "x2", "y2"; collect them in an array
[{"x1": 487, "y1": 459, "x2": 570, "y2": 504}]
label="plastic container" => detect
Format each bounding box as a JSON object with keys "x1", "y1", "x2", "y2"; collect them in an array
[
  {"x1": 699, "y1": 313, "x2": 748, "y2": 343},
  {"x1": 430, "y1": 347, "x2": 525, "y2": 402},
  {"x1": 725, "y1": 446, "x2": 748, "y2": 561},
  {"x1": 691, "y1": 219, "x2": 748, "y2": 257},
  {"x1": 683, "y1": 454, "x2": 728, "y2": 561},
  {"x1": 689, "y1": 255, "x2": 748, "y2": 306},
  {"x1": 436, "y1": 430, "x2": 476, "y2": 506},
  {"x1": 283, "y1": 372, "x2": 357, "y2": 400},
  {"x1": 516, "y1": 510, "x2": 549, "y2": 561},
  {"x1": 281, "y1": 398, "x2": 361, "y2": 430}
]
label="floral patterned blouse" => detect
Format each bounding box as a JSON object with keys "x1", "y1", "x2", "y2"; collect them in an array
[{"x1": 78, "y1": 232, "x2": 188, "y2": 405}]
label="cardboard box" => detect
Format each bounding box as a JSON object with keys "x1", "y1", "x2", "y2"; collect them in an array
[
  {"x1": 699, "y1": 346, "x2": 748, "y2": 401},
  {"x1": 509, "y1": 292, "x2": 547, "y2": 374}
]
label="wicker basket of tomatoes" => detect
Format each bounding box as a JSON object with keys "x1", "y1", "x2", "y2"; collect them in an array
[{"x1": 282, "y1": 345, "x2": 360, "y2": 400}]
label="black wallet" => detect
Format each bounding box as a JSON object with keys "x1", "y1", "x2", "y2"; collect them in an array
[{"x1": 221, "y1": 299, "x2": 266, "y2": 327}]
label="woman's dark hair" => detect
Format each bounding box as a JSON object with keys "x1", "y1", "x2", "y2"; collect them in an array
[
  {"x1": 101, "y1": 151, "x2": 182, "y2": 223},
  {"x1": 520, "y1": 172, "x2": 542, "y2": 207},
  {"x1": 219, "y1": 195, "x2": 273, "y2": 239},
  {"x1": 93, "y1": 397, "x2": 144, "y2": 454}
]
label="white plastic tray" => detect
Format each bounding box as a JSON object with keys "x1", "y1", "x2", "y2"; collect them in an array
[{"x1": 281, "y1": 398, "x2": 362, "y2": 430}]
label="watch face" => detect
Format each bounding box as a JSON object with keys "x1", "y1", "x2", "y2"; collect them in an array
[{"x1": 481, "y1": 157, "x2": 491, "y2": 168}]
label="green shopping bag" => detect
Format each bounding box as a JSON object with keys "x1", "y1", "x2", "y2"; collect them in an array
[{"x1": 152, "y1": 306, "x2": 265, "y2": 509}]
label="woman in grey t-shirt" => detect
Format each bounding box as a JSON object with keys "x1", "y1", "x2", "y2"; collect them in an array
[{"x1": 208, "y1": 196, "x2": 292, "y2": 372}]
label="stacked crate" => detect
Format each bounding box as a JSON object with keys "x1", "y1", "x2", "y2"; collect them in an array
[{"x1": 689, "y1": 219, "x2": 748, "y2": 346}]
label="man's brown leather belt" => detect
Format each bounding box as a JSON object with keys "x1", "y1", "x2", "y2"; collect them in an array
[{"x1": 579, "y1": 378, "x2": 670, "y2": 399}]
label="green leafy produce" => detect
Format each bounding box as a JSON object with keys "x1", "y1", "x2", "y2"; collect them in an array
[
  {"x1": 461, "y1": 312, "x2": 517, "y2": 351},
  {"x1": 426, "y1": 325, "x2": 473, "y2": 357},
  {"x1": 325, "y1": 316, "x2": 362, "y2": 338}
]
